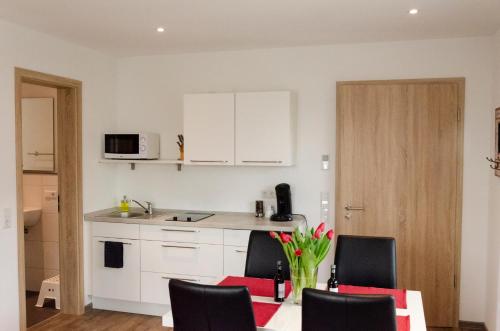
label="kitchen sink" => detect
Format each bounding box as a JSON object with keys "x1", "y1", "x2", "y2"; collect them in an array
[{"x1": 98, "y1": 210, "x2": 167, "y2": 219}]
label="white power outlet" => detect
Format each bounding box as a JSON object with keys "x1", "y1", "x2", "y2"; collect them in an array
[{"x1": 3, "y1": 208, "x2": 12, "y2": 229}]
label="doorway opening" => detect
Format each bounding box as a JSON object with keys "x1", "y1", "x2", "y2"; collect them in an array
[
  {"x1": 21, "y1": 83, "x2": 60, "y2": 327},
  {"x1": 15, "y1": 68, "x2": 84, "y2": 330}
]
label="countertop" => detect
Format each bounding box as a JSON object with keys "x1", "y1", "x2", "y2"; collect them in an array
[{"x1": 84, "y1": 208, "x2": 306, "y2": 232}]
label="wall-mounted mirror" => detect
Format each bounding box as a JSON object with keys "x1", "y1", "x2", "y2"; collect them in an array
[{"x1": 22, "y1": 97, "x2": 56, "y2": 173}]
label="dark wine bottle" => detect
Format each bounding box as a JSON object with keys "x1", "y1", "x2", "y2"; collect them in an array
[
  {"x1": 327, "y1": 264, "x2": 339, "y2": 293},
  {"x1": 274, "y1": 260, "x2": 285, "y2": 302}
]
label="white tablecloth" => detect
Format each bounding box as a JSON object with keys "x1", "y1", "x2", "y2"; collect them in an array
[{"x1": 162, "y1": 281, "x2": 426, "y2": 331}]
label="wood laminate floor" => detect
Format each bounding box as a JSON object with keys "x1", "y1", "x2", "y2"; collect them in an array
[
  {"x1": 28, "y1": 307, "x2": 171, "y2": 331},
  {"x1": 428, "y1": 324, "x2": 486, "y2": 331},
  {"x1": 28, "y1": 306, "x2": 484, "y2": 331},
  {"x1": 26, "y1": 291, "x2": 60, "y2": 328}
]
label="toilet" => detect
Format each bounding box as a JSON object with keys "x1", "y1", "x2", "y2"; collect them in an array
[{"x1": 36, "y1": 275, "x2": 60, "y2": 310}]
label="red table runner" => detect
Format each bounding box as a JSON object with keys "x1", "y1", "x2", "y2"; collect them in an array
[
  {"x1": 338, "y1": 284, "x2": 407, "y2": 309},
  {"x1": 252, "y1": 302, "x2": 281, "y2": 327},
  {"x1": 397, "y1": 315, "x2": 410, "y2": 331},
  {"x1": 218, "y1": 276, "x2": 292, "y2": 298}
]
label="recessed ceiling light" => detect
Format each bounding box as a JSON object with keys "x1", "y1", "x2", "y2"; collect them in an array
[
  {"x1": 409, "y1": 8, "x2": 419, "y2": 15},
  {"x1": 156, "y1": 27, "x2": 165, "y2": 33}
]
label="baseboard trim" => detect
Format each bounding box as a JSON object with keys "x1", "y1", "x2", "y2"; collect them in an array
[
  {"x1": 459, "y1": 320, "x2": 488, "y2": 330},
  {"x1": 91, "y1": 297, "x2": 169, "y2": 316}
]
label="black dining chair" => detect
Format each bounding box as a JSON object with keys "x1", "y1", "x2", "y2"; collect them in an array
[
  {"x1": 245, "y1": 230, "x2": 291, "y2": 279},
  {"x1": 169, "y1": 279, "x2": 257, "y2": 331},
  {"x1": 302, "y1": 288, "x2": 397, "y2": 331},
  {"x1": 334, "y1": 235, "x2": 397, "y2": 289}
]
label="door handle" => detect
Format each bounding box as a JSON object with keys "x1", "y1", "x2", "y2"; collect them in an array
[
  {"x1": 161, "y1": 245, "x2": 199, "y2": 249},
  {"x1": 161, "y1": 229, "x2": 199, "y2": 233},
  {"x1": 241, "y1": 160, "x2": 283, "y2": 164},
  {"x1": 98, "y1": 240, "x2": 132, "y2": 245},
  {"x1": 345, "y1": 205, "x2": 365, "y2": 211}
]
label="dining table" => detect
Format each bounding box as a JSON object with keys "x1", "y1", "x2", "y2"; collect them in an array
[{"x1": 162, "y1": 277, "x2": 427, "y2": 330}]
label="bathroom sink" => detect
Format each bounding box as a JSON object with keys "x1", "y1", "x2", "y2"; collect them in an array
[{"x1": 24, "y1": 207, "x2": 42, "y2": 227}]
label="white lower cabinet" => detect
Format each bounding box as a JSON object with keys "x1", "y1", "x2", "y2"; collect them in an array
[
  {"x1": 92, "y1": 237, "x2": 140, "y2": 302},
  {"x1": 223, "y1": 245, "x2": 247, "y2": 276},
  {"x1": 91, "y1": 223, "x2": 252, "y2": 315},
  {"x1": 140, "y1": 225, "x2": 223, "y2": 244},
  {"x1": 141, "y1": 272, "x2": 216, "y2": 305},
  {"x1": 141, "y1": 240, "x2": 223, "y2": 277},
  {"x1": 223, "y1": 229, "x2": 251, "y2": 246}
]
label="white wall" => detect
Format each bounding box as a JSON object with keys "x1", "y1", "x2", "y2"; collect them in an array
[
  {"x1": 114, "y1": 37, "x2": 494, "y2": 322},
  {"x1": 0, "y1": 20, "x2": 116, "y2": 330},
  {"x1": 486, "y1": 29, "x2": 500, "y2": 331}
]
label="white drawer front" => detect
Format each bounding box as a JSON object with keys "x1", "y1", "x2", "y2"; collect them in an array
[
  {"x1": 141, "y1": 272, "x2": 216, "y2": 305},
  {"x1": 224, "y1": 229, "x2": 251, "y2": 247},
  {"x1": 92, "y1": 222, "x2": 140, "y2": 239},
  {"x1": 223, "y1": 245, "x2": 248, "y2": 276},
  {"x1": 92, "y1": 237, "x2": 140, "y2": 301},
  {"x1": 140, "y1": 225, "x2": 223, "y2": 244},
  {"x1": 141, "y1": 240, "x2": 223, "y2": 277}
]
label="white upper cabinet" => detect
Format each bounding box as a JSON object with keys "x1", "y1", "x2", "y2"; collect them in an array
[
  {"x1": 183, "y1": 91, "x2": 295, "y2": 167},
  {"x1": 183, "y1": 93, "x2": 235, "y2": 165},
  {"x1": 235, "y1": 91, "x2": 295, "y2": 166}
]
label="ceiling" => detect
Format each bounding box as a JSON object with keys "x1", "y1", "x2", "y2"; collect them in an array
[{"x1": 0, "y1": 0, "x2": 499, "y2": 57}]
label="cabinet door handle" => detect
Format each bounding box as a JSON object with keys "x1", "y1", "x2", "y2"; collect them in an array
[
  {"x1": 161, "y1": 245, "x2": 199, "y2": 249},
  {"x1": 235, "y1": 249, "x2": 247, "y2": 253},
  {"x1": 190, "y1": 160, "x2": 228, "y2": 163},
  {"x1": 241, "y1": 160, "x2": 283, "y2": 164},
  {"x1": 161, "y1": 229, "x2": 199, "y2": 233},
  {"x1": 98, "y1": 240, "x2": 132, "y2": 245},
  {"x1": 162, "y1": 276, "x2": 199, "y2": 282}
]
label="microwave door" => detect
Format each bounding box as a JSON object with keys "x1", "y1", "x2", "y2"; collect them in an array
[{"x1": 105, "y1": 134, "x2": 140, "y2": 158}]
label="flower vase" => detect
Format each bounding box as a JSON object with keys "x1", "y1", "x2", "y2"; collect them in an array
[{"x1": 291, "y1": 266, "x2": 318, "y2": 304}]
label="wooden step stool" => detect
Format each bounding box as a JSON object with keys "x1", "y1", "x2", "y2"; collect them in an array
[{"x1": 36, "y1": 275, "x2": 60, "y2": 309}]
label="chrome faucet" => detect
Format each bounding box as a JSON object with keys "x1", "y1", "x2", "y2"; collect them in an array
[{"x1": 131, "y1": 199, "x2": 153, "y2": 215}]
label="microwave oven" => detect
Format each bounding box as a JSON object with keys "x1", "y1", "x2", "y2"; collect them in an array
[{"x1": 104, "y1": 133, "x2": 160, "y2": 159}]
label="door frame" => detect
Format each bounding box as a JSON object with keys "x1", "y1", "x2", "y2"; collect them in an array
[
  {"x1": 335, "y1": 77, "x2": 465, "y2": 326},
  {"x1": 15, "y1": 68, "x2": 84, "y2": 330}
]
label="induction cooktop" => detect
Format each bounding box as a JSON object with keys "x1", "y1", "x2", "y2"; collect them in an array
[{"x1": 165, "y1": 212, "x2": 214, "y2": 222}]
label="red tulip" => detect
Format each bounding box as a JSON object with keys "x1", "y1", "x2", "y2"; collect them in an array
[
  {"x1": 313, "y1": 222, "x2": 325, "y2": 239},
  {"x1": 280, "y1": 232, "x2": 292, "y2": 243},
  {"x1": 295, "y1": 249, "x2": 302, "y2": 256},
  {"x1": 269, "y1": 231, "x2": 276, "y2": 239},
  {"x1": 326, "y1": 229, "x2": 334, "y2": 240}
]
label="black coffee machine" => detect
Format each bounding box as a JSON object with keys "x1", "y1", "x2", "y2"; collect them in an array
[{"x1": 271, "y1": 183, "x2": 293, "y2": 222}]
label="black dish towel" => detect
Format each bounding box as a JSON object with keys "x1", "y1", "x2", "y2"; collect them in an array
[{"x1": 104, "y1": 241, "x2": 124, "y2": 268}]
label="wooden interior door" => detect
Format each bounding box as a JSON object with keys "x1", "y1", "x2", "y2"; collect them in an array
[
  {"x1": 57, "y1": 86, "x2": 85, "y2": 315},
  {"x1": 335, "y1": 79, "x2": 464, "y2": 327}
]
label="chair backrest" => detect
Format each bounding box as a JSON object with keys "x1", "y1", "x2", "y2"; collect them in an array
[
  {"x1": 245, "y1": 230, "x2": 291, "y2": 279},
  {"x1": 302, "y1": 288, "x2": 397, "y2": 331},
  {"x1": 169, "y1": 279, "x2": 257, "y2": 331},
  {"x1": 334, "y1": 235, "x2": 397, "y2": 288}
]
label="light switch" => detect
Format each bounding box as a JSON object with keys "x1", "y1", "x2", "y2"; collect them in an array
[
  {"x1": 322, "y1": 155, "x2": 329, "y2": 170},
  {"x1": 320, "y1": 192, "x2": 329, "y2": 223},
  {"x1": 3, "y1": 208, "x2": 12, "y2": 229}
]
